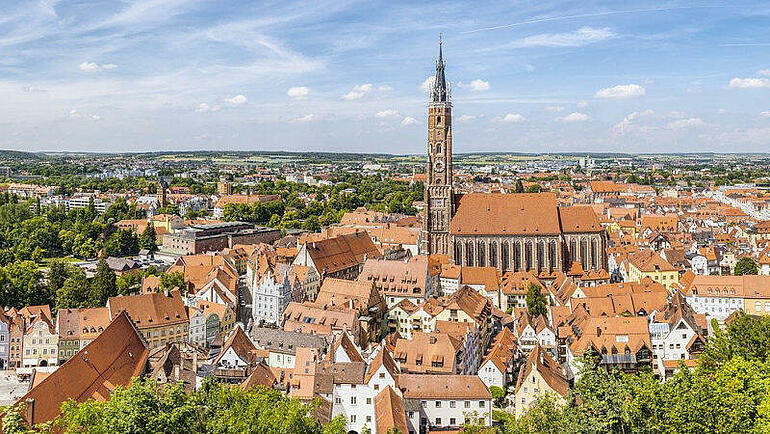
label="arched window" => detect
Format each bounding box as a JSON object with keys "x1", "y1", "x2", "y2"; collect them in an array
[
  {"x1": 501, "y1": 242, "x2": 510, "y2": 272},
  {"x1": 522, "y1": 241, "x2": 532, "y2": 271},
  {"x1": 537, "y1": 242, "x2": 545, "y2": 272},
  {"x1": 489, "y1": 241, "x2": 498, "y2": 268},
  {"x1": 455, "y1": 243, "x2": 462, "y2": 264},
  {"x1": 466, "y1": 241, "x2": 474, "y2": 266},
  {"x1": 436, "y1": 142, "x2": 443, "y2": 154},
  {"x1": 580, "y1": 238, "x2": 588, "y2": 270},
  {"x1": 513, "y1": 242, "x2": 521, "y2": 272},
  {"x1": 478, "y1": 240, "x2": 486, "y2": 267},
  {"x1": 549, "y1": 241, "x2": 557, "y2": 271},
  {"x1": 570, "y1": 239, "x2": 577, "y2": 264},
  {"x1": 591, "y1": 238, "x2": 599, "y2": 270}
]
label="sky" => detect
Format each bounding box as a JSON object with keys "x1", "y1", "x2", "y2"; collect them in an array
[{"x1": 2, "y1": 1, "x2": 770, "y2": 154}]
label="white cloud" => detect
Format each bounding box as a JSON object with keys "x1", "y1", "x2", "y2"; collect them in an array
[
  {"x1": 510, "y1": 27, "x2": 615, "y2": 48},
  {"x1": 729, "y1": 78, "x2": 770, "y2": 88},
  {"x1": 401, "y1": 116, "x2": 418, "y2": 126},
  {"x1": 287, "y1": 86, "x2": 310, "y2": 99},
  {"x1": 68, "y1": 109, "x2": 81, "y2": 119},
  {"x1": 613, "y1": 109, "x2": 654, "y2": 135},
  {"x1": 576, "y1": 100, "x2": 589, "y2": 108},
  {"x1": 89, "y1": 114, "x2": 102, "y2": 120},
  {"x1": 667, "y1": 117, "x2": 703, "y2": 129},
  {"x1": 545, "y1": 105, "x2": 564, "y2": 112},
  {"x1": 560, "y1": 112, "x2": 590, "y2": 122},
  {"x1": 459, "y1": 79, "x2": 490, "y2": 91},
  {"x1": 378, "y1": 85, "x2": 393, "y2": 92},
  {"x1": 67, "y1": 109, "x2": 101, "y2": 120},
  {"x1": 457, "y1": 114, "x2": 478, "y2": 122},
  {"x1": 225, "y1": 94, "x2": 247, "y2": 105},
  {"x1": 375, "y1": 109, "x2": 399, "y2": 118},
  {"x1": 595, "y1": 84, "x2": 645, "y2": 99},
  {"x1": 195, "y1": 103, "x2": 211, "y2": 112},
  {"x1": 294, "y1": 114, "x2": 316, "y2": 122},
  {"x1": 758, "y1": 70, "x2": 770, "y2": 77},
  {"x1": 79, "y1": 61, "x2": 117, "y2": 72},
  {"x1": 760, "y1": 111, "x2": 770, "y2": 118},
  {"x1": 342, "y1": 83, "x2": 373, "y2": 100},
  {"x1": 495, "y1": 113, "x2": 526, "y2": 123},
  {"x1": 420, "y1": 76, "x2": 435, "y2": 92}
]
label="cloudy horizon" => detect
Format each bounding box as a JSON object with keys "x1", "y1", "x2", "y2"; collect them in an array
[{"x1": 2, "y1": 1, "x2": 770, "y2": 153}]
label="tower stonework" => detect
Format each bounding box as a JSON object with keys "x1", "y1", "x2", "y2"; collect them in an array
[{"x1": 421, "y1": 40, "x2": 453, "y2": 256}]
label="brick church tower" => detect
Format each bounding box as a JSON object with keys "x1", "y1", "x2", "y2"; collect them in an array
[{"x1": 421, "y1": 38, "x2": 453, "y2": 256}]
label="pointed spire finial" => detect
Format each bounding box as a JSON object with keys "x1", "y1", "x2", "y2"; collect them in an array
[{"x1": 432, "y1": 35, "x2": 447, "y2": 103}]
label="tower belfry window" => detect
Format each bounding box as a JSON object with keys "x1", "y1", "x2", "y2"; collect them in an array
[{"x1": 437, "y1": 116, "x2": 441, "y2": 124}]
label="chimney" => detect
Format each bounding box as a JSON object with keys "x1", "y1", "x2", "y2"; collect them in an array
[
  {"x1": 24, "y1": 398, "x2": 34, "y2": 425},
  {"x1": 596, "y1": 326, "x2": 602, "y2": 337}
]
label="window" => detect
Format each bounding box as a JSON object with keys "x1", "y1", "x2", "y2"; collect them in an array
[
  {"x1": 436, "y1": 418, "x2": 442, "y2": 425},
  {"x1": 435, "y1": 401, "x2": 441, "y2": 408},
  {"x1": 350, "y1": 415, "x2": 356, "y2": 423},
  {"x1": 366, "y1": 416, "x2": 372, "y2": 423},
  {"x1": 335, "y1": 397, "x2": 341, "y2": 404},
  {"x1": 421, "y1": 401, "x2": 427, "y2": 408},
  {"x1": 479, "y1": 400, "x2": 485, "y2": 408},
  {"x1": 450, "y1": 400, "x2": 456, "y2": 408},
  {"x1": 464, "y1": 401, "x2": 471, "y2": 408},
  {"x1": 366, "y1": 398, "x2": 372, "y2": 404},
  {"x1": 450, "y1": 418, "x2": 456, "y2": 425},
  {"x1": 351, "y1": 397, "x2": 356, "y2": 404}
]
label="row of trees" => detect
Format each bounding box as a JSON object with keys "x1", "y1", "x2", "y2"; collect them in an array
[
  {"x1": 222, "y1": 175, "x2": 423, "y2": 229},
  {"x1": 2, "y1": 380, "x2": 349, "y2": 434}
]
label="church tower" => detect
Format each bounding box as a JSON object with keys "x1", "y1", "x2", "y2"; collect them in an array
[{"x1": 421, "y1": 38, "x2": 453, "y2": 256}]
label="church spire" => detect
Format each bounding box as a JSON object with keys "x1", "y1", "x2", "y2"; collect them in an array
[{"x1": 432, "y1": 35, "x2": 448, "y2": 103}]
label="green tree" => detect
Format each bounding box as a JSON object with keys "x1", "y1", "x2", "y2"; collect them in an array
[
  {"x1": 160, "y1": 271, "x2": 186, "y2": 293},
  {"x1": 139, "y1": 224, "x2": 158, "y2": 253},
  {"x1": 734, "y1": 256, "x2": 758, "y2": 275},
  {"x1": 525, "y1": 282, "x2": 548, "y2": 317},
  {"x1": 104, "y1": 229, "x2": 140, "y2": 257},
  {"x1": 514, "y1": 179, "x2": 524, "y2": 193},
  {"x1": 46, "y1": 259, "x2": 69, "y2": 302},
  {"x1": 91, "y1": 258, "x2": 117, "y2": 305},
  {"x1": 55, "y1": 267, "x2": 94, "y2": 310},
  {"x1": 489, "y1": 385, "x2": 506, "y2": 408}
]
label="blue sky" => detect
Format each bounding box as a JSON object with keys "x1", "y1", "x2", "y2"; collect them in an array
[{"x1": 2, "y1": 0, "x2": 770, "y2": 154}]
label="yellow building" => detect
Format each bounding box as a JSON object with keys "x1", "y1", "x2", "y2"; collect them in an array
[
  {"x1": 108, "y1": 290, "x2": 189, "y2": 349},
  {"x1": 514, "y1": 344, "x2": 568, "y2": 418},
  {"x1": 625, "y1": 251, "x2": 679, "y2": 290}
]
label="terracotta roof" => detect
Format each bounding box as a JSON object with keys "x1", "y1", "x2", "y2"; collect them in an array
[
  {"x1": 514, "y1": 344, "x2": 568, "y2": 396},
  {"x1": 392, "y1": 332, "x2": 460, "y2": 374},
  {"x1": 302, "y1": 232, "x2": 381, "y2": 274},
  {"x1": 15, "y1": 311, "x2": 148, "y2": 426},
  {"x1": 108, "y1": 289, "x2": 188, "y2": 329},
  {"x1": 460, "y1": 266, "x2": 501, "y2": 291},
  {"x1": 627, "y1": 250, "x2": 677, "y2": 273},
  {"x1": 315, "y1": 278, "x2": 379, "y2": 313},
  {"x1": 451, "y1": 193, "x2": 561, "y2": 235},
  {"x1": 214, "y1": 325, "x2": 258, "y2": 366},
  {"x1": 358, "y1": 256, "x2": 430, "y2": 298},
  {"x1": 399, "y1": 374, "x2": 491, "y2": 399},
  {"x1": 240, "y1": 363, "x2": 276, "y2": 390},
  {"x1": 559, "y1": 206, "x2": 603, "y2": 233},
  {"x1": 374, "y1": 386, "x2": 408, "y2": 434}
]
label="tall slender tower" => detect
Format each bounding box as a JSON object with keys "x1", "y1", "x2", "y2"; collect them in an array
[{"x1": 421, "y1": 38, "x2": 453, "y2": 256}]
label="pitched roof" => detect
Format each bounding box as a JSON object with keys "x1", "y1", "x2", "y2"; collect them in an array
[
  {"x1": 15, "y1": 311, "x2": 148, "y2": 426},
  {"x1": 358, "y1": 256, "x2": 430, "y2": 298},
  {"x1": 214, "y1": 325, "x2": 257, "y2": 366},
  {"x1": 374, "y1": 386, "x2": 408, "y2": 434},
  {"x1": 108, "y1": 289, "x2": 188, "y2": 328},
  {"x1": 559, "y1": 206, "x2": 603, "y2": 233},
  {"x1": 302, "y1": 232, "x2": 381, "y2": 274},
  {"x1": 451, "y1": 193, "x2": 561, "y2": 236},
  {"x1": 515, "y1": 344, "x2": 568, "y2": 396},
  {"x1": 399, "y1": 374, "x2": 491, "y2": 399}
]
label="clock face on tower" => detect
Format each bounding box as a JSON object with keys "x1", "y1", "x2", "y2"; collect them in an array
[{"x1": 433, "y1": 158, "x2": 445, "y2": 172}]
